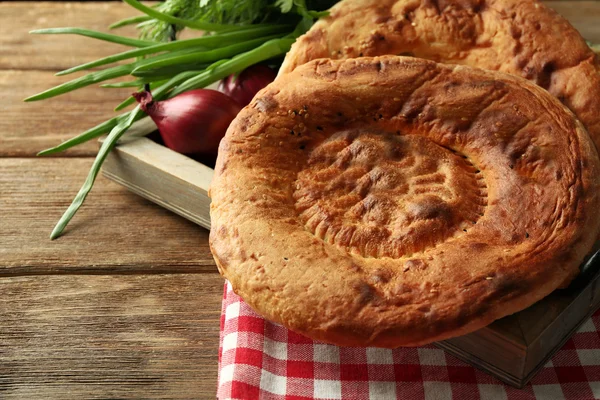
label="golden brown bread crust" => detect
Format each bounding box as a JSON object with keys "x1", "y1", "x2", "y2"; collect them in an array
[
  {"x1": 280, "y1": 0, "x2": 600, "y2": 152},
  {"x1": 209, "y1": 57, "x2": 600, "y2": 347}
]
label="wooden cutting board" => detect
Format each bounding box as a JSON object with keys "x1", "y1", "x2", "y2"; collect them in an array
[{"x1": 101, "y1": 133, "x2": 600, "y2": 388}]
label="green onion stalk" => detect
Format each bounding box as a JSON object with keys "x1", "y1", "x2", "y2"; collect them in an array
[{"x1": 26, "y1": 0, "x2": 336, "y2": 239}]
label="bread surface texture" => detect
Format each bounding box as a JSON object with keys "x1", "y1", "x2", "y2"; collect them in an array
[
  {"x1": 209, "y1": 56, "x2": 600, "y2": 347},
  {"x1": 281, "y1": 0, "x2": 600, "y2": 152}
]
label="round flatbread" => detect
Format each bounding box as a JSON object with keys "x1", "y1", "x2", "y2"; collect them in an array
[
  {"x1": 209, "y1": 56, "x2": 600, "y2": 347},
  {"x1": 280, "y1": 0, "x2": 600, "y2": 153}
]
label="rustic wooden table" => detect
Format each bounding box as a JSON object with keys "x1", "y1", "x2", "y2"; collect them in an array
[
  {"x1": 2, "y1": 1, "x2": 600, "y2": 399},
  {"x1": 1, "y1": 2, "x2": 221, "y2": 398}
]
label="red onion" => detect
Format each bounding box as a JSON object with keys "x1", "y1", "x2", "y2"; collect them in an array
[
  {"x1": 218, "y1": 65, "x2": 276, "y2": 107},
  {"x1": 133, "y1": 89, "x2": 241, "y2": 158}
]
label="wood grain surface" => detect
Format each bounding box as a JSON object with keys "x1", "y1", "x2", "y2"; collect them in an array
[
  {"x1": 1, "y1": 70, "x2": 134, "y2": 157},
  {"x1": 2, "y1": 1, "x2": 600, "y2": 398},
  {"x1": 0, "y1": 274, "x2": 223, "y2": 399},
  {"x1": 102, "y1": 137, "x2": 214, "y2": 230},
  {"x1": 0, "y1": 158, "x2": 215, "y2": 275},
  {"x1": 0, "y1": 2, "x2": 141, "y2": 71},
  {"x1": 1, "y1": 3, "x2": 223, "y2": 397},
  {"x1": 545, "y1": 1, "x2": 600, "y2": 41}
]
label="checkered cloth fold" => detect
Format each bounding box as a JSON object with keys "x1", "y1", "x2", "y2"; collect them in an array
[{"x1": 218, "y1": 282, "x2": 600, "y2": 399}]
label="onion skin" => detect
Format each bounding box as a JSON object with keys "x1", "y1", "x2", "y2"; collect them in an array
[
  {"x1": 218, "y1": 65, "x2": 276, "y2": 107},
  {"x1": 133, "y1": 89, "x2": 241, "y2": 158}
]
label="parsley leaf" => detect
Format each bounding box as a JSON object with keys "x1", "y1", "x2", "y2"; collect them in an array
[{"x1": 276, "y1": 0, "x2": 295, "y2": 13}]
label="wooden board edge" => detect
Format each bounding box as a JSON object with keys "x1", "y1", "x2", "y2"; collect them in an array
[
  {"x1": 437, "y1": 288, "x2": 600, "y2": 388},
  {"x1": 101, "y1": 137, "x2": 214, "y2": 230},
  {"x1": 435, "y1": 340, "x2": 525, "y2": 387},
  {"x1": 519, "y1": 298, "x2": 600, "y2": 387},
  {"x1": 102, "y1": 167, "x2": 211, "y2": 229},
  {"x1": 119, "y1": 138, "x2": 214, "y2": 190},
  {"x1": 101, "y1": 122, "x2": 215, "y2": 193},
  {"x1": 521, "y1": 276, "x2": 600, "y2": 384}
]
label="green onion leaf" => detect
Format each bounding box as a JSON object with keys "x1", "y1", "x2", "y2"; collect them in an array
[
  {"x1": 113, "y1": 69, "x2": 203, "y2": 111},
  {"x1": 114, "y1": 97, "x2": 137, "y2": 112},
  {"x1": 37, "y1": 113, "x2": 131, "y2": 156},
  {"x1": 25, "y1": 65, "x2": 133, "y2": 102},
  {"x1": 109, "y1": 15, "x2": 152, "y2": 30},
  {"x1": 171, "y1": 37, "x2": 294, "y2": 96},
  {"x1": 101, "y1": 77, "x2": 170, "y2": 88},
  {"x1": 50, "y1": 107, "x2": 144, "y2": 240},
  {"x1": 56, "y1": 25, "x2": 289, "y2": 76},
  {"x1": 131, "y1": 63, "x2": 210, "y2": 78},
  {"x1": 30, "y1": 27, "x2": 156, "y2": 47},
  {"x1": 131, "y1": 35, "x2": 280, "y2": 76},
  {"x1": 27, "y1": 47, "x2": 207, "y2": 101},
  {"x1": 308, "y1": 10, "x2": 330, "y2": 18},
  {"x1": 114, "y1": 96, "x2": 138, "y2": 112},
  {"x1": 100, "y1": 81, "x2": 145, "y2": 89}
]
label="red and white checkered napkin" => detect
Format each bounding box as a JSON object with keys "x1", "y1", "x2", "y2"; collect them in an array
[{"x1": 217, "y1": 282, "x2": 600, "y2": 399}]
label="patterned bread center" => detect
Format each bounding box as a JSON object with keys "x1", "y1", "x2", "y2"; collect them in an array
[{"x1": 293, "y1": 130, "x2": 487, "y2": 258}]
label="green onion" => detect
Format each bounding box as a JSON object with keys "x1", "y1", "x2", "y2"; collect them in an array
[
  {"x1": 114, "y1": 97, "x2": 138, "y2": 112},
  {"x1": 25, "y1": 65, "x2": 133, "y2": 102},
  {"x1": 115, "y1": 38, "x2": 291, "y2": 112},
  {"x1": 101, "y1": 77, "x2": 171, "y2": 88},
  {"x1": 47, "y1": 66, "x2": 213, "y2": 238},
  {"x1": 131, "y1": 64, "x2": 209, "y2": 78},
  {"x1": 27, "y1": 31, "x2": 286, "y2": 102},
  {"x1": 50, "y1": 107, "x2": 144, "y2": 240},
  {"x1": 55, "y1": 25, "x2": 289, "y2": 76},
  {"x1": 109, "y1": 15, "x2": 153, "y2": 30},
  {"x1": 29, "y1": 0, "x2": 332, "y2": 239},
  {"x1": 48, "y1": 36, "x2": 293, "y2": 238},
  {"x1": 100, "y1": 80, "x2": 146, "y2": 89},
  {"x1": 41, "y1": 66, "x2": 201, "y2": 156},
  {"x1": 171, "y1": 38, "x2": 294, "y2": 96},
  {"x1": 38, "y1": 114, "x2": 128, "y2": 156},
  {"x1": 30, "y1": 27, "x2": 156, "y2": 47},
  {"x1": 131, "y1": 35, "x2": 281, "y2": 75},
  {"x1": 26, "y1": 47, "x2": 205, "y2": 101}
]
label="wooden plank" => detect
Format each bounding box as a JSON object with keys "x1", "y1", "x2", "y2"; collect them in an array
[
  {"x1": 102, "y1": 136, "x2": 213, "y2": 230},
  {"x1": 546, "y1": 1, "x2": 600, "y2": 42},
  {"x1": 0, "y1": 158, "x2": 216, "y2": 275},
  {"x1": 437, "y1": 324, "x2": 528, "y2": 384},
  {"x1": 523, "y1": 281, "x2": 598, "y2": 382},
  {"x1": 438, "y1": 289, "x2": 600, "y2": 388},
  {"x1": 0, "y1": 273, "x2": 224, "y2": 399},
  {"x1": 0, "y1": 70, "x2": 134, "y2": 157},
  {"x1": 516, "y1": 288, "x2": 587, "y2": 346},
  {"x1": 0, "y1": 2, "x2": 142, "y2": 71}
]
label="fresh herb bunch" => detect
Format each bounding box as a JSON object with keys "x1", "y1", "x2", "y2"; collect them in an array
[
  {"x1": 123, "y1": 0, "x2": 203, "y2": 41},
  {"x1": 26, "y1": 0, "x2": 335, "y2": 240}
]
